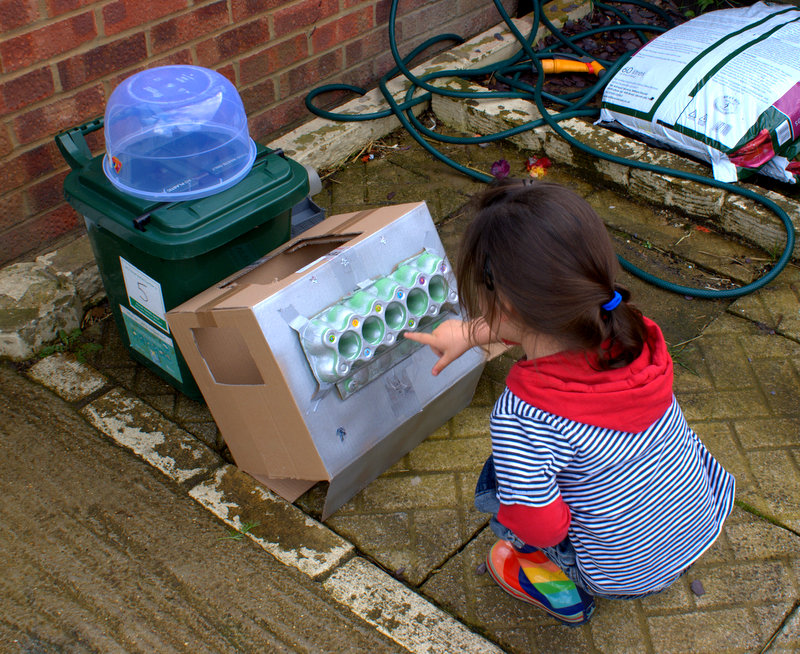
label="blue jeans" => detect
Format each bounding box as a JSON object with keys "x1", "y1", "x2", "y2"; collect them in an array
[{"x1": 474, "y1": 456, "x2": 681, "y2": 601}]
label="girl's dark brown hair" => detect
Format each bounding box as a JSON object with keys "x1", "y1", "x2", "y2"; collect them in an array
[{"x1": 456, "y1": 178, "x2": 647, "y2": 369}]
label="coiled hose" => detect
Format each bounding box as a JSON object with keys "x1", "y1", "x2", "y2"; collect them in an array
[{"x1": 306, "y1": 0, "x2": 795, "y2": 299}]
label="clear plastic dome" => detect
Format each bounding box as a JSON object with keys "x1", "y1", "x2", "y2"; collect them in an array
[{"x1": 102, "y1": 65, "x2": 256, "y2": 202}]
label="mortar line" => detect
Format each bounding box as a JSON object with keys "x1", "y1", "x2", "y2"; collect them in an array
[{"x1": 757, "y1": 598, "x2": 800, "y2": 654}]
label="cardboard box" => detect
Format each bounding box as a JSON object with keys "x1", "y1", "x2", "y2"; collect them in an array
[{"x1": 167, "y1": 202, "x2": 486, "y2": 518}]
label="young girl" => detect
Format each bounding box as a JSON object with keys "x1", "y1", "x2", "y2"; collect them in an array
[{"x1": 405, "y1": 180, "x2": 735, "y2": 626}]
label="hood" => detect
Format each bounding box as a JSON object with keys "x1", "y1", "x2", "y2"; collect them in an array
[{"x1": 505, "y1": 317, "x2": 673, "y2": 432}]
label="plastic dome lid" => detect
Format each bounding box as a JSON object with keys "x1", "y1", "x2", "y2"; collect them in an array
[{"x1": 102, "y1": 65, "x2": 256, "y2": 202}]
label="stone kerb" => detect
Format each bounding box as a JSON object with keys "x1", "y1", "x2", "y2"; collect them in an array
[
  {"x1": 270, "y1": 0, "x2": 590, "y2": 170},
  {"x1": 430, "y1": 78, "x2": 800, "y2": 261}
]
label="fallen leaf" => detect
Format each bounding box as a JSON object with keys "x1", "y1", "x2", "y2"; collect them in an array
[
  {"x1": 525, "y1": 157, "x2": 552, "y2": 171},
  {"x1": 491, "y1": 159, "x2": 510, "y2": 179}
]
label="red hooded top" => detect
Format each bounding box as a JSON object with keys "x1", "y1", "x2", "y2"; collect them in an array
[{"x1": 496, "y1": 317, "x2": 674, "y2": 547}]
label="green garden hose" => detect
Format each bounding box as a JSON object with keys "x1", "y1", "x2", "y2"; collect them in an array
[{"x1": 306, "y1": 0, "x2": 796, "y2": 299}]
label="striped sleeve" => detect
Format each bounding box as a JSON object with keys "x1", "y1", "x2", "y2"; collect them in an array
[{"x1": 490, "y1": 389, "x2": 576, "y2": 507}]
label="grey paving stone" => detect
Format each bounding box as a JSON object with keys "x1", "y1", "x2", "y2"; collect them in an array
[
  {"x1": 80, "y1": 388, "x2": 222, "y2": 488},
  {"x1": 189, "y1": 465, "x2": 353, "y2": 579},
  {"x1": 26, "y1": 352, "x2": 108, "y2": 402}
]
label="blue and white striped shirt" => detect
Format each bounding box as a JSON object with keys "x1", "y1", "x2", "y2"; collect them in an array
[{"x1": 491, "y1": 389, "x2": 735, "y2": 596}]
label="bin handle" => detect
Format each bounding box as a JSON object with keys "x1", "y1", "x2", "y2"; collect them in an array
[{"x1": 55, "y1": 117, "x2": 104, "y2": 170}]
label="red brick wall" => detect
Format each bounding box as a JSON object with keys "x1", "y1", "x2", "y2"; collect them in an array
[{"x1": 0, "y1": 0, "x2": 517, "y2": 266}]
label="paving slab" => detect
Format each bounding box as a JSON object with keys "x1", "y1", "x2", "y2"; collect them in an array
[
  {"x1": 80, "y1": 387, "x2": 223, "y2": 488},
  {"x1": 421, "y1": 508, "x2": 800, "y2": 654},
  {"x1": 323, "y1": 557, "x2": 505, "y2": 654},
  {"x1": 26, "y1": 351, "x2": 108, "y2": 401},
  {"x1": 62, "y1": 120, "x2": 800, "y2": 651},
  {"x1": 189, "y1": 464, "x2": 353, "y2": 579},
  {"x1": 8, "y1": 10, "x2": 800, "y2": 646},
  {"x1": 0, "y1": 363, "x2": 408, "y2": 653},
  {"x1": 302, "y1": 127, "x2": 800, "y2": 651},
  {"x1": 729, "y1": 265, "x2": 800, "y2": 345}
]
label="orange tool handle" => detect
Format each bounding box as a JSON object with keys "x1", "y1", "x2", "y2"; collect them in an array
[{"x1": 540, "y1": 59, "x2": 605, "y2": 76}]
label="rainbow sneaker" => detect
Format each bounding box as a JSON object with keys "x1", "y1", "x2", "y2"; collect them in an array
[{"x1": 486, "y1": 540, "x2": 595, "y2": 626}]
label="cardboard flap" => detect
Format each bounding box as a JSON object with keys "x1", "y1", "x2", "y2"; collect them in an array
[{"x1": 192, "y1": 325, "x2": 264, "y2": 385}]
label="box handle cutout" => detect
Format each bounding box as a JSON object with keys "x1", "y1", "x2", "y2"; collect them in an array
[
  {"x1": 220, "y1": 233, "x2": 362, "y2": 289},
  {"x1": 192, "y1": 327, "x2": 264, "y2": 385}
]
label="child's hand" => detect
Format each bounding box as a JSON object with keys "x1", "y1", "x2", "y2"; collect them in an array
[{"x1": 404, "y1": 319, "x2": 478, "y2": 376}]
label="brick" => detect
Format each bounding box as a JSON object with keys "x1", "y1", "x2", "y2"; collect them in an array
[
  {"x1": 374, "y1": 49, "x2": 399, "y2": 79},
  {"x1": 216, "y1": 64, "x2": 236, "y2": 85},
  {"x1": 267, "y1": 32, "x2": 309, "y2": 70},
  {"x1": 282, "y1": 50, "x2": 342, "y2": 96},
  {"x1": 231, "y1": 0, "x2": 284, "y2": 22},
  {"x1": 0, "y1": 142, "x2": 61, "y2": 195},
  {"x1": 25, "y1": 169, "x2": 68, "y2": 215},
  {"x1": 375, "y1": 0, "x2": 392, "y2": 25},
  {"x1": 458, "y1": 4, "x2": 508, "y2": 36},
  {"x1": 35, "y1": 203, "x2": 83, "y2": 244},
  {"x1": 273, "y1": 0, "x2": 338, "y2": 39},
  {"x1": 101, "y1": 0, "x2": 187, "y2": 37},
  {"x1": 0, "y1": 12, "x2": 96, "y2": 73},
  {"x1": 105, "y1": 49, "x2": 193, "y2": 91},
  {"x1": 0, "y1": 125, "x2": 12, "y2": 157},
  {"x1": 239, "y1": 52, "x2": 268, "y2": 85},
  {"x1": 45, "y1": 0, "x2": 94, "y2": 17},
  {"x1": 400, "y1": 3, "x2": 455, "y2": 41},
  {"x1": 0, "y1": 190, "x2": 26, "y2": 232},
  {"x1": 0, "y1": 0, "x2": 41, "y2": 31},
  {"x1": 150, "y1": 1, "x2": 229, "y2": 55},
  {"x1": 247, "y1": 94, "x2": 307, "y2": 141},
  {"x1": 341, "y1": 60, "x2": 374, "y2": 91},
  {"x1": 14, "y1": 85, "x2": 105, "y2": 145},
  {"x1": 375, "y1": 0, "x2": 429, "y2": 24},
  {"x1": 345, "y1": 29, "x2": 390, "y2": 67},
  {"x1": 0, "y1": 203, "x2": 81, "y2": 266},
  {"x1": 240, "y1": 78, "x2": 276, "y2": 114},
  {"x1": 0, "y1": 158, "x2": 25, "y2": 197},
  {"x1": 195, "y1": 17, "x2": 269, "y2": 67},
  {"x1": 57, "y1": 34, "x2": 147, "y2": 91},
  {"x1": 311, "y1": 7, "x2": 375, "y2": 54},
  {"x1": 151, "y1": 49, "x2": 193, "y2": 68},
  {"x1": 240, "y1": 34, "x2": 307, "y2": 84},
  {"x1": 0, "y1": 67, "x2": 55, "y2": 114}
]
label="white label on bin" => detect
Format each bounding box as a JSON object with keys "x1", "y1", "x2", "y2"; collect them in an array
[
  {"x1": 120, "y1": 257, "x2": 169, "y2": 333},
  {"x1": 120, "y1": 305, "x2": 182, "y2": 382}
]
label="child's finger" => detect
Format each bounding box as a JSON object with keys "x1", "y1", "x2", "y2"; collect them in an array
[
  {"x1": 431, "y1": 352, "x2": 458, "y2": 376},
  {"x1": 402, "y1": 330, "x2": 432, "y2": 345}
]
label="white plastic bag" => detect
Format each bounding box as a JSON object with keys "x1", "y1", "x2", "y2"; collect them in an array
[{"x1": 598, "y1": 2, "x2": 800, "y2": 183}]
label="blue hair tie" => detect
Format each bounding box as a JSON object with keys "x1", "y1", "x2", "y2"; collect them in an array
[{"x1": 602, "y1": 290, "x2": 622, "y2": 312}]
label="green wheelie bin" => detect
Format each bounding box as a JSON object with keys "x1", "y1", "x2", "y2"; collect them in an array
[{"x1": 57, "y1": 118, "x2": 309, "y2": 399}]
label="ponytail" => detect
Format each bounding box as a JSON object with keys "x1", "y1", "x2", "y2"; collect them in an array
[{"x1": 594, "y1": 284, "x2": 647, "y2": 369}]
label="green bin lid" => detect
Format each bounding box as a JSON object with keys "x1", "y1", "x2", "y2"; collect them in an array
[{"x1": 63, "y1": 145, "x2": 309, "y2": 260}]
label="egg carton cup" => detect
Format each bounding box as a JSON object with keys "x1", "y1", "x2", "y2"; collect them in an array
[{"x1": 297, "y1": 249, "x2": 458, "y2": 397}]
